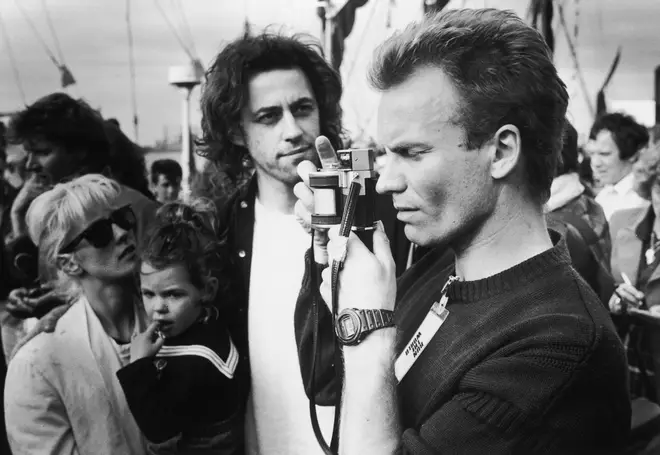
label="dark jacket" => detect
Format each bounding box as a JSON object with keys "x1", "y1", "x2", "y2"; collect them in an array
[{"x1": 217, "y1": 176, "x2": 419, "y2": 400}]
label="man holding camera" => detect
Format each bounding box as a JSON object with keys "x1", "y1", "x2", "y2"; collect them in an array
[
  {"x1": 296, "y1": 9, "x2": 630, "y2": 454},
  {"x1": 198, "y1": 33, "x2": 413, "y2": 454}
]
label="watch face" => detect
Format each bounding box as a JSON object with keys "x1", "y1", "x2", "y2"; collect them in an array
[{"x1": 336, "y1": 310, "x2": 361, "y2": 344}]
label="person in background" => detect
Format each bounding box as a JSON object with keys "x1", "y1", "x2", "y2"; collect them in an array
[
  {"x1": 546, "y1": 120, "x2": 613, "y2": 303},
  {"x1": 0, "y1": 121, "x2": 18, "y2": 240},
  {"x1": 588, "y1": 112, "x2": 650, "y2": 220},
  {"x1": 2, "y1": 144, "x2": 28, "y2": 192},
  {"x1": 150, "y1": 159, "x2": 182, "y2": 203},
  {"x1": 609, "y1": 138, "x2": 660, "y2": 401},
  {"x1": 3, "y1": 93, "x2": 157, "y2": 325},
  {"x1": 117, "y1": 200, "x2": 246, "y2": 454},
  {"x1": 4, "y1": 174, "x2": 148, "y2": 455}
]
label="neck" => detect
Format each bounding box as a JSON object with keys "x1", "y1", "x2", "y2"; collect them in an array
[
  {"x1": 255, "y1": 170, "x2": 297, "y2": 214},
  {"x1": 454, "y1": 199, "x2": 552, "y2": 281},
  {"x1": 81, "y1": 277, "x2": 136, "y2": 342},
  {"x1": 613, "y1": 167, "x2": 633, "y2": 186}
]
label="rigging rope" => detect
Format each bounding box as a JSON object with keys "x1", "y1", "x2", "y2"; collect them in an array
[
  {"x1": 14, "y1": 0, "x2": 59, "y2": 66},
  {"x1": 175, "y1": 0, "x2": 198, "y2": 60},
  {"x1": 126, "y1": 0, "x2": 139, "y2": 142},
  {"x1": 0, "y1": 7, "x2": 27, "y2": 104},
  {"x1": 41, "y1": 0, "x2": 65, "y2": 64},
  {"x1": 154, "y1": 0, "x2": 196, "y2": 62}
]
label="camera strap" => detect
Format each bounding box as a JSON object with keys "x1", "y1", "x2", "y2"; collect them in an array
[{"x1": 309, "y1": 179, "x2": 364, "y2": 455}]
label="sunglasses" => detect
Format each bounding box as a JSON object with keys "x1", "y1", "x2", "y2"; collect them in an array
[{"x1": 60, "y1": 205, "x2": 137, "y2": 254}]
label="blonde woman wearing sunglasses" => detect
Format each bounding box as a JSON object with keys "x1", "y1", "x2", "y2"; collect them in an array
[{"x1": 4, "y1": 174, "x2": 155, "y2": 455}]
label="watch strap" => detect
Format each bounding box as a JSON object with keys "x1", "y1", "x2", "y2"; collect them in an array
[
  {"x1": 336, "y1": 308, "x2": 395, "y2": 346},
  {"x1": 358, "y1": 309, "x2": 394, "y2": 335}
]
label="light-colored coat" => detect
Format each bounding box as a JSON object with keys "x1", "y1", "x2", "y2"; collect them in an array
[
  {"x1": 610, "y1": 204, "x2": 660, "y2": 308},
  {"x1": 4, "y1": 297, "x2": 148, "y2": 455}
]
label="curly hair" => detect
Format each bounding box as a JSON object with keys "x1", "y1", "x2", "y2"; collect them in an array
[
  {"x1": 633, "y1": 139, "x2": 660, "y2": 201},
  {"x1": 7, "y1": 92, "x2": 150, "y2": 196},
  {"x1": 197, "y1": 32, "x2": 344, "y2": 185},
  {"x1": 140, "y1": 198, "x2": 231, "y2": 298},
  {"x1": 369, "y1": 8, "x2": 568, "y2": 204},
  {"x1": 590, "y1": 112, "x2": 649, "y2": 161}
]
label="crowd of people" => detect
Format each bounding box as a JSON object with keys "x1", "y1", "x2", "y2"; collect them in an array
[{"x1": 1, "y1": 6, "x2": 660, "y2": 455}]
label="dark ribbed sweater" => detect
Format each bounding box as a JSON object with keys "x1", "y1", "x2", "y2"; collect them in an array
[{"x1": 394, "y1": 233, "x2": 630, "y2": 454}]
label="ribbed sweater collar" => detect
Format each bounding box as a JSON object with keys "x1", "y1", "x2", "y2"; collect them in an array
[{"x1": 447, "y1": 231, "x2": 571, "y2": 303}]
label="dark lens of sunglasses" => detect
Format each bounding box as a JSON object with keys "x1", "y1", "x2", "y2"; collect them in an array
[
  {"x1": 112, "y1": 207, "x2": 136, "y2": 231},
  {"x1": 83, "y1": 220, "x2": 115, "y2": 249}
]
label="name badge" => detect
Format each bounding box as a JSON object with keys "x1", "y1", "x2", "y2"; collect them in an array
[{"x1": 394, "y1": 275, "x2": 459, "y2": 382}]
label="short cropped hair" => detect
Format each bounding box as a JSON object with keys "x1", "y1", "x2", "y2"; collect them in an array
[
  {"x1": 369, "y1": 8, "x2": 569, "y2": 203},
  {"x1": 150, "y1": 159, "x2": 183, "y2": 185},
  {"x1": 26, "y1": 174, "x2": 122, "y2": 298},
  {"x1": 590, "y1": 112, "x2": 649, "y2": 161},
  {"x1": 198, "y1": 32, "x2": 343, "y2": 184}
]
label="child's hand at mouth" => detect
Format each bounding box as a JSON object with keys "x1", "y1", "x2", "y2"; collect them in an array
[{"x1": 130, "y1": 321, "x2": 166, "y2": 361}]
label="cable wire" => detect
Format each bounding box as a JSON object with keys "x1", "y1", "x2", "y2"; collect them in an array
[
  {"x1": 126, "y1": 0, "x2": 139, "y2": 142},
  {"x1": 154, "y1": 0, "x2": 196, "y2": 61},
  {"x1": 41, "y1": 0, "x2": 65, "y2": 63}
]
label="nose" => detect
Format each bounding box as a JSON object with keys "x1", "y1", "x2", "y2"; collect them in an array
[
  {"x1": 375, "y1": 155, "x2": 406, "y2": 195},
  {"x1": 282, "y1": 110, "x2": 304, "y2": 143},
  {"x1": 590, "y1": 154, "x2": 603, "y2": 170},
  {"x1": 152, "y1": 297, "x2": 169, "y2": 315},
  {"x1": 112, "y1": 223, "x2": 133, "y2": 246}
]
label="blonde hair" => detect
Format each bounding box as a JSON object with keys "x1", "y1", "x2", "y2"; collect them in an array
[{"x1": 26, "y1": 174, "x2": 122, "y2": 299}]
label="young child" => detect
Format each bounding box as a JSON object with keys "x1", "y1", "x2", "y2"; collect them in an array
[{"x1": 117, "y1": 199, "x2": 246, "y2": 454}]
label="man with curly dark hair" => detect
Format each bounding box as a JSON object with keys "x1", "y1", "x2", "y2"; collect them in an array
[
  {"x1": 198, "y1": 32, "x2": 414, "y2": 454},
  {"x1": 587, "y1": 112, "x2": 650, "y2": 220}
]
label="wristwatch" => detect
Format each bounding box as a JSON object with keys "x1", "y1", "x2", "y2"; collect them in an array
[{"x1": 334, "y1": 308, "x2": 395, "y2": 346}]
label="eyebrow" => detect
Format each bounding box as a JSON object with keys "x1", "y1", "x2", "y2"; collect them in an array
[{"x1": 252, "y1": 96, "x2": 316, "y2": 117}]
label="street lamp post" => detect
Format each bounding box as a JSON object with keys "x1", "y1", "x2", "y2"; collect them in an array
[{"x1": 168, "y1": 62, "x2": 204, "y2": 200}]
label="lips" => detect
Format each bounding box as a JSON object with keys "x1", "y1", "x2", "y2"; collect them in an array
[
  {"x1": 282, "y1": 145, "x2": 312, "y2": 157},
  {"x1": 119, "y1": 245, "x2": 136, "y2": 260}
]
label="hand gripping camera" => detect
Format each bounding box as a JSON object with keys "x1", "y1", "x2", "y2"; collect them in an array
[{"x1": 308, "y1": 147, "x2": 378, "y2": 246}]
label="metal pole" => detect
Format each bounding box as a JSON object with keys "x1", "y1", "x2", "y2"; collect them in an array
[
  {"x1": 324, "y1": 1, "x2": 333, "y2": 65},
  {"x1": 181, "y1": 88, "x2": 192, "y2": 201}
]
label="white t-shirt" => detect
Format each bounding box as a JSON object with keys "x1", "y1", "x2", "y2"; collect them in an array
[
  {"x1": 245, "y1": 198, "x2": 335, "y2": 455},
  {"x1": 596, "y1": 172, "x2": 649, "y2": 220}
]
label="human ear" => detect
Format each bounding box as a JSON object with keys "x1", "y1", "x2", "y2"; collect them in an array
[
  {"x1": 489, "y1": 124, "x2": 522, "y2": 180},
  {"x1": 202, "y1": 276, "x2": 219, "y2": 303}
]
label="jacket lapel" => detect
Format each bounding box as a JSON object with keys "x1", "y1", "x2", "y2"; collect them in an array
[{"x1": 613, "y1": 227, "x2": 642, "y2": 286}]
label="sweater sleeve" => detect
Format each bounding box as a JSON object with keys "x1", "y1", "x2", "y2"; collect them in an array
[
  {"x1": 116, "y1": 358, "x2": 184, "y2": 444},
  {"x1": 294, "y1": 248, "x2": 338, "y2": 406},
  {"x1": 400, "y1": 335, "x2": 603, "y2": 454}
]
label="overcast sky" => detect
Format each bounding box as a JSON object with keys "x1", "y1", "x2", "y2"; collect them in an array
[{"x1": 1, "y1": 0, "x2": 659, "y2": 146}]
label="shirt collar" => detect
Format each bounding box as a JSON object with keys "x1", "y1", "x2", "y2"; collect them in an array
[{"x1": 612, "y1": 172, "x2": 635, "y2": 195}]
